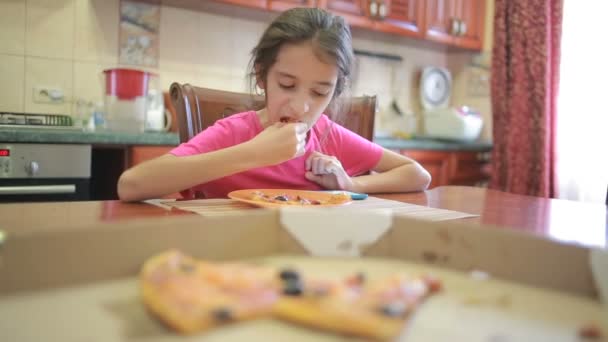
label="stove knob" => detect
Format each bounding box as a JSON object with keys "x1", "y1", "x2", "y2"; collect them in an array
[{"x1": 25, "y1": 161, "x2": 39, "y2": 176}]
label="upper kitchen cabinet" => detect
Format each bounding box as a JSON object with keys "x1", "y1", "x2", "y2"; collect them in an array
[
  {"x1": 372, "y1": 0, "x2": 425, "y2": 38},
  {"x1": 213, "y1": 0, "x2": 267, "y2": 9},
  {"x1": 425, "y1": 0, "x2": 485, "y2": 50},
  {"x1": 452, "y1": 0, "x2": 485, "y2": 50},
  {"x1": 317, "y1": 0, "x2": 374, "y2": 28},
  {"x1": 268, "y1": 0, "x2": 317, "y2": 12}
]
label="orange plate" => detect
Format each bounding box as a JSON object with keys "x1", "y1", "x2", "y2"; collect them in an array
[{"x1": 228, "y1": 189, "x2": 353, "y2": 208}]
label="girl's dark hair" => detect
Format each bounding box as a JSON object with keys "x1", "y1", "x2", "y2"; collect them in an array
[{"x1": 248, "y1": 7, "x2": 354, "y2": 101}]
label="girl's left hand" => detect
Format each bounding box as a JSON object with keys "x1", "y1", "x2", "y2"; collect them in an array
[{"x1": 304, "y1": 151, "x2": 354, "y2": 191}]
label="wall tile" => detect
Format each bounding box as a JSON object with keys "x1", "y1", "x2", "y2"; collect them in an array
[
  {"x1": 196, "y1": 12, "x2": 234, "y2": 76},
  {"x1": 73, "y1": 61, "x2": 107, "y2": 105},
  {"x1": 231, "y1": 18, "x2": 266, "y2": 79},
  {"x1": 159, "y1": 69, "x2": 202, "y2": 93},
  {"x1": 159, "y1": 5, "x2": 202, "y2": 72},
  {"x1": 73, "y1": 0, "x2": 119, "y2": 63},
  {"x1": 26, "y1": 0, "x2": 75, "y2": 59},
  {"x1": 0, "y1": 54, "x2": 25, "y2": 112},
  {"x1": 24, "y1": 56, "x2": 73, "y2": 115},
  {"x1": 0, "y1": 0, "x2": 26, "y2": 55},
  {"x1": 198, "y1": 73, "x2": 238, "y2": 92}
]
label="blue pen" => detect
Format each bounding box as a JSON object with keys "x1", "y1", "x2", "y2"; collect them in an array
[{"x1": 323, "y1": 190, "x2": 368, "y2": 200}]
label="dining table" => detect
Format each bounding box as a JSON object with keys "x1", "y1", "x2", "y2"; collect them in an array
[{"x1": 0, "y1": 186, "x2": 606, "y2": 248}]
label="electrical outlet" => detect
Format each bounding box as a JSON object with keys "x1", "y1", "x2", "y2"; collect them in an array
[{"x1": 33, "y1": 86, "x2": 65, "y2": 104}]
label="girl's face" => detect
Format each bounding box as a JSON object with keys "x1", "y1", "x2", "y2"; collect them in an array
[{"x1": 259, "y1": 41, "x2": 338, "y2": 130}]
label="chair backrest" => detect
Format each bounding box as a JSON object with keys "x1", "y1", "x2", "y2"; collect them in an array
[{"x1": 169, "y1": 82, "x2": 377, "y2": 143}]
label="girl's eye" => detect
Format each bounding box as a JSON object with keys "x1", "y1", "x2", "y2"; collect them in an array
[
  {"x1": 279, "y1": 83, "x2": 294, "y2": 89},
  {"x1": 312, "y1": 91, "x2": 329, "y2": 98}
]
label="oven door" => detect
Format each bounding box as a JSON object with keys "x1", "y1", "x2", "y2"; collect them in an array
[
  {"x1": 0, "y1": 143, "x2": 91, "y2": 202},
  {"x1": 0, "y1": 178, "x2": 90, "y2": 202}
]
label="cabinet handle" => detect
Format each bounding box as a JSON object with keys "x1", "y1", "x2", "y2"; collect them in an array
[
  {"x1": 369, "y1": 0, "x2": 378, "y2": 18},
  {"x1": 450, "y1": 18, "x2": 460, "y2": 35},
  {"x1": 378, "y1": 1, "x2": 387, "y2": 19},
  {"x1": 459, "y1": 20, "x2": 467, "y2": 36}
]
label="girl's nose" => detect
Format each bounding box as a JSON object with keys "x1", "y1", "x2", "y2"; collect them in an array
[{"x1": 290, "y1": 96, "x2": 310, "y2": 115}]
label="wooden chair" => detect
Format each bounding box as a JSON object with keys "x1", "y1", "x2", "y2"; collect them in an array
[{"x1": 169, "y1": 82, "x2": 377, "y2": 143}]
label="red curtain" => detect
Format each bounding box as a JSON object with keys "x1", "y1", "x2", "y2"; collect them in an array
[{"x1": 490, "y1": 0, "x2": 563, "y2": 197}]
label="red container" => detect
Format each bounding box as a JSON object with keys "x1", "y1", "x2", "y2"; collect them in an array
[{"x1": 103, "y1": 68, "x2": 151, "y2": 100}]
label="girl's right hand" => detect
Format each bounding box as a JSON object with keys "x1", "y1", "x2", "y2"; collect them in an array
[{"x1": 246, "y1": 122, "x2": 308, "y2": 166}]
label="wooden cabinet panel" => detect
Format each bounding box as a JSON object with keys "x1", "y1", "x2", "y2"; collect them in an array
[
  {"x1": 452, "y1": 0, "x2": 484, "y2": 50},
  {"x1": 374, "y1": 0, "x2": 424, "y2": 37},
  {"x1": 319, "y1": 0, "x2": 374, "y2": 28},
  {"x1": 268, "y1": 0, "x2": 316, "y2": 11},
  {"x1": 209, "y1": 0, "x2": 485, "y2": 50},
  {"x1": 425, "y1": 0, "x2": 458, "y2": 44},
  {"x1": 424, "y1": 0, "x2": 484, "y2": 50},
  {"x1": 213, "y1": 0, "x2": 267, "y2": 9}
]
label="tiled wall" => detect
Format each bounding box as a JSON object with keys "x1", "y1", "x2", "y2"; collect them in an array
[{"x1": 0, "y1": 0, "x2": 492, "y2": 140}]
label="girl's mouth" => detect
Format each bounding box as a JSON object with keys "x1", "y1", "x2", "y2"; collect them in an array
[{"x1": 279, "y1": 116, "x2": 299, "y2": 123}]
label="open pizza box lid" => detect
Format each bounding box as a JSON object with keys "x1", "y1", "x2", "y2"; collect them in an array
[{"x1": 0, "y1": 209, "x2": 606, "y2": 341}]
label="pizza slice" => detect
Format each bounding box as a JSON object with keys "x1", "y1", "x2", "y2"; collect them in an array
[
  {"x1": 249, "y1": 190, "x2": 350, "y2": 206},
  {"x1": 273, "y1": 270, "x2": 442, "y2": 341},
  {"x1": 140, "y1": 250, "x2": 281, "y2": 334}
]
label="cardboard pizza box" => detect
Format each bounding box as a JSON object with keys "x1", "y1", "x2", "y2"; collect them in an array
[{"x1": 0, "y1": 209, "x2": 606, "y2": 341}]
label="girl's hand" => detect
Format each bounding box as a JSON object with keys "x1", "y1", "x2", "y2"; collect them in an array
[
  {"x1": 247, "y1": 122, "x2": 308, "y2": 166},
  {"x1": 304, "y1": 151, "x2": 354, "y2": 190}
]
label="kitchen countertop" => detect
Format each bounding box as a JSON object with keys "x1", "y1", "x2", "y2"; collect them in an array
[
  {"x1": 374, "y1": 136, "x2": 492, "y2": 152},
  {"x1": 0, "y1": 128, "x2": 493, "y2": 151},
  {"x1": 0, "y1": 128, "x2": 180, "y2": 146}
]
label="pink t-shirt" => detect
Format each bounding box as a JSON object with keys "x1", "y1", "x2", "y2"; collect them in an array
[{"x1": 170, "y1": 111, "x2": 383, "y2": 198}]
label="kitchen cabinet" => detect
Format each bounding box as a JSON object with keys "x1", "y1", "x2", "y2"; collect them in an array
[
  {"x1": 424, "y1": 0, "x2": 485, "y2": 50},
  {"x1": 400, "y1": 149, "x2": 490, "y2": 188},
  {"x1": 215, "y1": 0, "x2": 267, "y2": 9},
  {"x1": 268, "y1": 0, "x2": 316, "y2": 11},
  {"x1": 203, "y1": 0, "x2": 485, "y2": 50},
  {"x1": 318, "y1": 0, "x2": 374, "y2": 28},
  {"x1": 372, "y1": 0, "x2": 424, "y2": 38},
  {"x1": 317, "y1": 0, "x2": 423, "y2": 38}
]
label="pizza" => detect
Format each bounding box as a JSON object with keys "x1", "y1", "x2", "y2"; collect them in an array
[
  {"x1": 139, "y1": 250, "x2": 281, "y2": 334},
  {"x1": 140, "y1": 250, "x2": 441, "y2": 340},
  {"x1": 249, "y1": 190, "x2": 350, "y2": 206},
  {"x1": 273, "y1": 270, "x2": 442, "y2": 340}
]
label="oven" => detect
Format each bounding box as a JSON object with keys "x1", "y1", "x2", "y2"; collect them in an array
[{"x1": 0, "y1": 143, "x2": 91, "y2": 202}]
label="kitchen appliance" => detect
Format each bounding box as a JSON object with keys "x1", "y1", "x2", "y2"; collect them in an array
[
  {"x1": 145, "y1": 89, "x2": 172, "y2": 132},
  {"x1": 0, "y1": 143, "x2": 91, "y2": 202},
  {"x1": 420, "y1": 67, "x2": 483, "y2": 141},
  {"x1": 0, "y1": 112, "x2": 78, "y2": 130},
  {"x1": 103, "y1": 68, "x2": 153, "y2": 133}
]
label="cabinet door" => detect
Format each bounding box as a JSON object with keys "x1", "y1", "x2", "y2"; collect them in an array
[
  {"x1": 212, "y1": 0, "x2": 267, "y2": 9},
  {"x1": 448, "y1": 151, "x2": 490, "y2": 186},
  {"x1": 319, "y1": 0, "x2": 374, "y2": 28},
  {"x1": 373, "y1": 0, "x2": 424, "y2": 37},
  {"x1": 424, "y1": 0, "x2": 459, "y2": 45},
  {"x1": 452, "y1": 0, "x2": 484, "y2": 50},
  {"x1": 268, "y1": 0, "x2": 317, "y2": 12}
]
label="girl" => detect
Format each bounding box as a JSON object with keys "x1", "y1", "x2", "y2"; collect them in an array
[{"x1": 118, "y1": 7, "x2": 430, "y2": 202}]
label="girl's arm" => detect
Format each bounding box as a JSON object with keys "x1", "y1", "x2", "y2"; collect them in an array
[
  {"x1": 117, "y1": 143, "x2": 261, "y2": 202},
  {"x1": 350, "y1": 148, "x2": 431, "y2": 193},
  {"x1": 118, "y1": 122, "x2": 308, "y2": 202}
]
